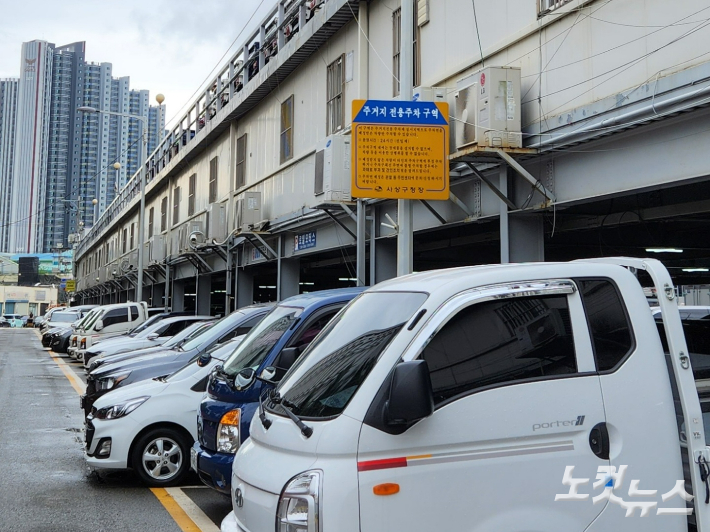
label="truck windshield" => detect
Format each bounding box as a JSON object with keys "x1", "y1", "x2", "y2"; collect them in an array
[
  {"x1": 222, "y1": 305, "x2": 304, "y2": 377},
  {"x1": 273, "y1": 291, "x2": 428, "y2": 419}
]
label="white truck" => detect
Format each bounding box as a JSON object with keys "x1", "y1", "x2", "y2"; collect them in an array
[
  {"x1": 222, "y1": 258, "x2": 709, "y2": 532},
  {"x1": 68, "y1": 302, "x2": 149, "y2": 363}
]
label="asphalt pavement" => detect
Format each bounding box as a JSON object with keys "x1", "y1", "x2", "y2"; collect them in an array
[{"x1": 0, "y1": 328, "x2": 230, "y2": 532}]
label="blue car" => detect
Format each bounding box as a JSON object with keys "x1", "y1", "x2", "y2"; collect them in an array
[{"x1": 192, "y1": 287, "x2": 365, "y2": 494}]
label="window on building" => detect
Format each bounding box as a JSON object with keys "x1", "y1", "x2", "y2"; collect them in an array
[
  {"x1": 122, "y1": 228, "x2": 127, "y2": 254},
  {"x1": 148, "y1": 207, "x2": 154, "y2": 238},
  {"x1": 577, "y1": 279, "x2": 634, "y2": 372},
  {"x1": 327, "y1": 55, "x2": 345, "y2": 135},
  {"x1": 280, "y1": 95, "x2": 294, "y2": 164},
  {"x1": 130, "y1": 223, "x2": 135, "y2": 250},
  {"x1": 173, "y1": 186, "x2": 180, "y2": 225},
  {"x1": 393, "y1": 8, "x2": 401, "y2": 96},
  {"x1": 188, "y1": 174, "x2": 196, "y2": 216},
  {"x1": 209, "y1": 157, "x2": 218, "y2": 203},
  {"x1": 421, "y1": 294, "x2": 577, "y2": 406},
  {"x1": 538, "y1": 0, "x2": 572, "y2": 15},
  {"x1": 392, "y1": 4, "x2": 422, "y2": 96},
  {"x1": 236, "y1": 134, "x2": 247, "y2": 189}
]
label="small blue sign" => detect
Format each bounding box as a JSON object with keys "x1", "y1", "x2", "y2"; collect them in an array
[
  {"x1": 251, "y1": 247, "x2": 264, "y2": 261},
  {"x1": 294, "y1": 231, "x2": 317, "y2": 252},
  {"x1": 353, "y1": 99, "x2": 448, "y2": 126}
]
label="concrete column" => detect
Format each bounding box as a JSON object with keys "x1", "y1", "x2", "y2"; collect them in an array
[
  {"x1": 509, "y1": 214, "x2": 545, "y2": 262},
  {"x1": 197, "y1": 275, "x2": 211, "y2": 315},
  {"x1": 236, "y1": 268, "x2": 254, "y2": 309},
  {"x1": 375, "y1": 239, "x2": 397, "y2": 283},
  {"x1": 172, "y1": 281, "x2": 185, "y2": 312},
  {"x1": 278, "y1": 258, "x2": 300, "y2": 301}
]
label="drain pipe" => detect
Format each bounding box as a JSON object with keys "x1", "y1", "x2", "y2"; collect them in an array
[{"x1": 531, "y1": 82, "x2": 710, "y2": 150}]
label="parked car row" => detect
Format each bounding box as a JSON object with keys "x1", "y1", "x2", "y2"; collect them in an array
[{"x1": 47, "y1": 260, "x2": 710, "y2": 531}]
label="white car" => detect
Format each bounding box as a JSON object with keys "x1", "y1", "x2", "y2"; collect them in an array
[{"x1": 84, "y1": 337, "x2": 243, "y2": 486}]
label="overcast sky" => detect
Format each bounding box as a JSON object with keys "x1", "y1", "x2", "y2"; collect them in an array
[{"x1": 0, "y1": 0, "x2": 268, "y2": 128}]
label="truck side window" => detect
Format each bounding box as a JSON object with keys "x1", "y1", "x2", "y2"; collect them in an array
[
  {"x1": 102, "y1": 308, "x2": 129, "y2": 328},
  {"x1": 577, "y1": 279, "x2": 634, "y2": 372},
  {"x1": 421, "y1": 295, "x2": 576, "y2": 405},
  {"x1": 131, "y1": 306, "x2": 139, "y2": 321}
]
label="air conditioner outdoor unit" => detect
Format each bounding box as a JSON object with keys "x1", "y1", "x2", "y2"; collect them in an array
[
  {"x1": 149, "y1": 235, "x2": 166, "y2": 263},
  {"x1": 236, "y1": 192, "x2": 262, "y2": 233},
  {"x1": 413, "y1": 86, "x2": 446, "y2": 103},
  {"x1": 129, "y1": 251, "x2": 139, "y2": 270},
  {"x1": 455, "y1": 66, "x2": 522, "y2": 150},
  {"x1": 173, "y1": 225, "x2": 186, "y2": 255},
  {"x1": 314, "y1": 135, "x2": 351, "y2": 204},
  {"x1": 187, "y1": 220, "x2": 205, "y2": 248},
  {"x1": 207, "y1": 202, "x2": 227, "y2": 242}
]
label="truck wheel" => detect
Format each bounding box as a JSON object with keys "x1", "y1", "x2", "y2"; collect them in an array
[{"x1": 131, "y1": 428, "x2": 191, "y2": 487}]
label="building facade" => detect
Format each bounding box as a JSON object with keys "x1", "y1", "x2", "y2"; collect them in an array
[
  {"x1": 0, "y1": 78, "x2": 19, "y2": 252},
  {"x1": 73, "y1": 0, "x2": 710, "y2": 311}
]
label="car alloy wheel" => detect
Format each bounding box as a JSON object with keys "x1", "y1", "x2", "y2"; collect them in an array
[{"x1": 132, "y1": 428, "x2": 190, "y2": 487}]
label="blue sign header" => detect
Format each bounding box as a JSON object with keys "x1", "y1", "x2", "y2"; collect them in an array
[{"x1": 353, "y1": 100, "x2": 448, "y2": 125}]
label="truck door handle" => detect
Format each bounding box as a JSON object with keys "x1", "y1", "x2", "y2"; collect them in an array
[{"x1": 589, "y1": 422, "x2": 610, "y2": 460}]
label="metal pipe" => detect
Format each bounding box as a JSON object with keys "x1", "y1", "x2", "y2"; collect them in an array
[{"x1": 356, "y1": 199, "x2": 366, "y2": 286}]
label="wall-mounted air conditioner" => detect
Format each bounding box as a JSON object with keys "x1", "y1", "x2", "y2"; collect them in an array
[
  {"x1": 314, "y1": 135, "x2": 351, "y2": 205},
  {"x1": 236, "y1": 192, "x2": 262, "y2": 233},
  {"x1": 186, "y1": 220, "x2": 205, "y2": 248},
  {"x1": 455, "y1": 66, "x2": 522, "y2": 150},
  {"x1": 149, "y1": 235, "x2": 165, "y2": 263},
  {"x1": 129, "y1": 251, "x2": 139, "y2": 270},
  {"x1": 207, "y1": 202, "x2": 227, "y2": 242}
]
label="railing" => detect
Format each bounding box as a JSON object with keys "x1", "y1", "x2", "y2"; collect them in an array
[{"x1": 76, "y1": 0, "x2": 329, "y2": 259}]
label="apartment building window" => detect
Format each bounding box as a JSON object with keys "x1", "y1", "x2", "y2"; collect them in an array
[
  {"x1": 122, "y1": 228, "x2": 127, "y2": 254},
  {"x1": 148, "y1": 207, "x2": 154, "y2": 238},
  {"x1": 539, "y1": 0, "x2": 572, "y2": 14},
  {"x1": 236, "y1": 134, "x2": 247, "y2": 189},
  {"x1": 161, "y1": 195, "x2": 168, "y2": 231},
  {"x1": 209, "y1": 157, "x2": 218, "y2": 203},
  {"x1": 393, "y1": 3, "x2": 422, "y2": 96},
  {"x1": 280, "y1": 95, "x2": 294, "y2": 164},
  {"x1": 130, "y1": 223, "x2": 135, "y2": 249},
  {"x1": 173, "y1": 186, "x2": 181, "y2": 225},
  {"x1": 188, "y1": 174, "x2": 196, "y2": 216},
  {"x1": 327, "y1": 55, "x2": 345, "y2": 135}
]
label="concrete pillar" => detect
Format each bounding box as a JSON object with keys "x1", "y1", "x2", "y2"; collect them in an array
[
  {"x1": 499, "y1": 165, "x2": 510, "y2": 264},
  {"x1": 375, "y1": 239, "x2": 397, "y2": 283},
  {"x1": 509, "y1": 214, "x2": 545, "y2": 262},
  {"x1": 197, "y1": 275, "x2": 211, "y2": 315},
  {"x1": 278, "y1": 258, "x2": 300, "y2": 301},
  {"x1": 236, "y1": 268, "x2": 254, "y2": 309},
  {"x1": 172, "y1": 281, "x2": 185, "y2": 312}
]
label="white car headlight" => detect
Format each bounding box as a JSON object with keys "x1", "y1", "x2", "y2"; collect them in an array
[
  {"x1": 93, "y1": 396, "x2": 149, "y2": 420},
  {"x1": 276, "y1": 470, "x2": 321, "y2": 532},
  {"x1": 217, "y1": 409, "x2": 241, "y2": 453},
  {"x1": 96, "y1": 372, "x2": 131, "y2": 391}
]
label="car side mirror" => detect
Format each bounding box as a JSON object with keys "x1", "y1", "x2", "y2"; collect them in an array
[
  {"x1": 274, "y1": 346, "x2": 300, "y2": 371},
  {"x1": 196, "y1": 352, "x2": 212, "y2": 367},
  {"x1": 235, "y1": 368, "x2": 256, "y2": 390},
  {"x1": 94, "y1": 320, "x2": 104, "y2": 331},
  {"x1": 147, "y1": 332, "x2": 160, "y2": 340},
  {"x1": 384, "y1": 360, "x2": 434, "y2": 426},
  {"x1": 260, "y1": 366, "x2": 276, "y2": 381}
]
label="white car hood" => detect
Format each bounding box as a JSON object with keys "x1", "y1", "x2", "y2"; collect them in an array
[{"x1": 92, "y1": 376, "x2": 169, "y2": 409}]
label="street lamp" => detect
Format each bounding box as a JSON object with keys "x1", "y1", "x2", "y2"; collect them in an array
[{"x1": 78, "y1": 95, "x2": 164, "y2": 303}]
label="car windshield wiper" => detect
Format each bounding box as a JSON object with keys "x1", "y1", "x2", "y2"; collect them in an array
[{"x1": 270, "y1": 392, "x2": 313, "y2": 438}]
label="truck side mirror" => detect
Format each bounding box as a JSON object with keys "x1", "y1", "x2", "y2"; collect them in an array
[
  {"x1": 260, "y1": 366, "x2": 276, "y2": 381},
  {"x1": 384, "y1": 360, "x2": 434, "y2": 426},
  {"x1": 274, "y1": 347, "x2": 300, "y2": 371},
  {"x1": 235, "y1": 368, "x2": 256, "y2": 390},
  {"x1": 94, "y1": 320, "x2": 104, "y2": 331},
  {"x1": 196, "y1": 352, "x2": 212, "y2": 367},
  {"x1": 147, "y1": 332, "x2": 160, "y2": 340}
]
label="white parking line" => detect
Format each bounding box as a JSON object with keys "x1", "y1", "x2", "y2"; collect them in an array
[{"x1": 164, "y1": 487, "x2": 221, "y2": 532}]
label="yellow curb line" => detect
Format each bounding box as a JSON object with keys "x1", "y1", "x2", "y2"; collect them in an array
[
  {"x1": 151, "y1": 488, "x2": 204, "y2": 532},
  {"x1": 42, "y1": 332, "x2": 204, "y2": 532}
]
